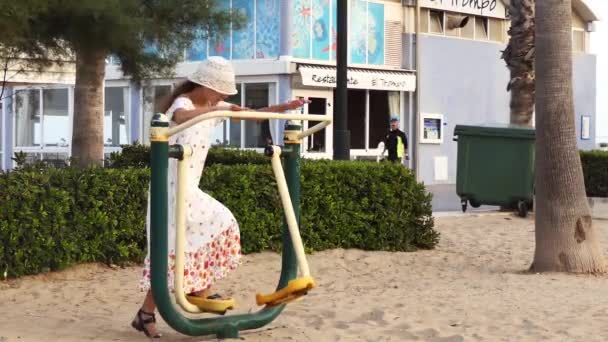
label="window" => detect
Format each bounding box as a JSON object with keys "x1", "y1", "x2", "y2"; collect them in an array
[
  {"x1": 42, "y1": 89, "x2": 70, "y2": 147},
  {"x1": 104, "y1": 87, "x2": 130, "y2": 146},
  {"x1": 461, "y1": 16, "x2": 475, "y2": 39},
  {"x1": 445, "y1": 14, "x2": 461, "y2": 37},
  {"x1": 15, "y1": 89, "x2": 41, "y2": 147},
  {"x1": 244, "y1": 83, "x2": 270, "y2": 148},
  {"x1": 430, "y1": 10, "x2": 444, "y2": 34},
  {"x1": 14, "y1": 87, "x2": 73, "y2": 149},
  {"x1": 420, "y1": 9, "x2": 429, "y2": 33},
  {"x1": 142, "y1": 85, "x2": 172, "y2": 144},
  {"x1": 305, "y1": 97, "x2": 329, "y2": 152},
  {"x1": 489, "y1": 18, "x2": 504, "y2": 42},
  {"x1": 346, "y1": 90, "x2": 366, "y2": 149},
  {"x1": 422, "y1": 10, "x2": 507, "y2": 43},
  {"x1": 225, "y1": 82, "x2": 275, "y2": 149},
  {"x1": 344, "y1": 89, "x2": 401, "y2": 151},
  {"x1": 227, "y1": 85, "x2": 242, "y2": 148},
  {"x1": 573, "y1": 30, "x2": 585, "y2": 53},
  {"x1": 475, "y1": 17, "x2": 489, "y2": 40}
]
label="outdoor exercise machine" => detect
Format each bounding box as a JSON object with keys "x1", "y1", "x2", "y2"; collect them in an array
[{"x1": 148, "y1": 110, "x2": 332, "y2": 339}]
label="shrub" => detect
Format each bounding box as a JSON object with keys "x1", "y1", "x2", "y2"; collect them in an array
[
  {"x1": 105, "y1": 143, "x2": 151, "y2": 168},
  {"x1": 0, "y1": 160, "x2": 436, "y2": 278},
  {"x1": 580, "y1": 150, "x2": 608, "y2": 197},
  {"x1": 106, "y1": 143, "x2": 267, "y2": 168},
  {"x1": 202, "y1": 161, "x2": 436, "y2": 253},
  {"x1": 0, "y1": 168, "x2": 149, "y2": 278}
]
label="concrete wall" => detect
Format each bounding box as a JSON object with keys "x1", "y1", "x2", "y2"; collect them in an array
[
  {"x1": 416, "y1": 35, "x2": 598, "y2": 185},
  {"x1": 417, "y1": 35, "x2": 510, "y2": 185},
  {"x1": 573, "y1": 53, "x2": 597, "y2": 150}
]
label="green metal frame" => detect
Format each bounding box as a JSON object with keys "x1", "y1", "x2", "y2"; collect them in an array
[{"x1": 149, "y1": 115, "x2": 301, "y2": 339}]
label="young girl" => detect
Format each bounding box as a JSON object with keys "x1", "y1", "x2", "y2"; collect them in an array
[{"x1": 131, "y1": 56, "x2": 307, "y2": 338}]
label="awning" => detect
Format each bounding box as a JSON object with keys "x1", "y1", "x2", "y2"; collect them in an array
[{"x1": 298, "y1": 64, "x2": 416, "y2": 92}]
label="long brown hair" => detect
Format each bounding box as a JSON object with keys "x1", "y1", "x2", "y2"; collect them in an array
[{"x1": 157, "y1": 81, "x2": 200, "y2": 113}]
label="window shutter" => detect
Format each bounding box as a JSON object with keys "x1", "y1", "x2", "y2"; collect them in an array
[{"x1": 385, "y1": 20, "x2": 402, "y2": 67}]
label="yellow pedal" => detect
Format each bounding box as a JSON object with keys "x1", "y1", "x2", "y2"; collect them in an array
[
  {"x1": 256, "y1": 276, "x2": 316, "y2": 306},
  {"x1": 186, "y1": 295, "x2": 236, "y2": 315}
]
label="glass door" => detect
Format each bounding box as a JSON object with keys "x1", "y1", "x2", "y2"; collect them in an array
[{"x1": 292, "y1": 90, "x2": 333, "y2": 159}]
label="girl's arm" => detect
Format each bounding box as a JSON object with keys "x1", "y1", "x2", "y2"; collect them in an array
[
  {"x1": 256, "y1": 99, "x2": 309, "y2": 113},
  {"x1": 225, "y1": 99, "x2": 309, "y2": 123},
  {"x1": 172, "y1": 104, "x2": 242, "y2": 124},
  {"x1": 249, "y1": 99, "x2": 310, "y2": 123}
]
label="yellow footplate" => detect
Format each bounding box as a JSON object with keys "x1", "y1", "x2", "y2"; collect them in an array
[
  {"x1": 256, "y1": 276, "x2": 316, "y2": 306},
  {"x1": 186, "y1": 295, "x2": 236, "y2": 315}
]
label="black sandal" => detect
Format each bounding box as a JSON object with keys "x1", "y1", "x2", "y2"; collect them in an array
[{"x1": 131, "y1": 309, "x2": 162, "y2": 338}]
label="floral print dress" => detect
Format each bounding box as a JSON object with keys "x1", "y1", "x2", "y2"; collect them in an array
[{"x1": 140, "y1": 97, "x2": 242, "y2": 293}]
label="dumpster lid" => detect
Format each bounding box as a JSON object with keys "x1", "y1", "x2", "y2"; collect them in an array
[{"x1": 454, "y1": 124, "x2": 535, "y2": 139}]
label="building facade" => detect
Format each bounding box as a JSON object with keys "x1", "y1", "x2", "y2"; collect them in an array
[{"x1": 0, "y1": 0, "x2": 600, "y2": 186}]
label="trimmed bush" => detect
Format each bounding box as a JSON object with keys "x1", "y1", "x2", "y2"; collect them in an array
[
  {"x1": 101, "y1": 144, "x2": 608, "y2": 199},
  {"x1": 581, "y1": 150, "x2": 608, "y2": 197},
  {"x1": 0, "y1": 161, "x2": 436, "y2": 278},
  {"x1": 202, "y1": 161, "x2": 436, "y2": 253},
  {"x1": 0, "y1": 168, "x2": 149, "y2": 278},
  {"x1": 106, "y1": 143, "x2": 267, "y2": 168}
]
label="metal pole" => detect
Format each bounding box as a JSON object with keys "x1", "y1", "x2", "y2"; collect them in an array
[
  {"x1": 276, "y1": 123, "x2": 301, "y2": 287},
  {"x1": 334, "y1": 0, "x2": 350, "y2": 160}
]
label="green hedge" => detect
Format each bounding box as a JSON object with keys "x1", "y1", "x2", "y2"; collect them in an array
[
  {"x1": 107, "y1": 145, "x2": 608, "y2": 199},
  {"x1": 0, "y1": 161, "x2": 436, "y2": 278},
  {"x1": 581, "y1": 150, "x2": 608, "y2": 197},
  {"x1": 0, "y1": 168, "x2": 149, "y2": 277},
  {"x1": 106, "y1": 143, "x2": 267, "y2": 168}
]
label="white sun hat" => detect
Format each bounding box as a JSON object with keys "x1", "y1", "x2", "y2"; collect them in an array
[{"x1": 187, "y1": 56, "x2": 238, "y2": 96}]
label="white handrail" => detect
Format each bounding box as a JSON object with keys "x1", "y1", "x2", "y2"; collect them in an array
[
  {"x1": 166, "y1": 111, "x2": 332, "y2": 139},
  {"x1": 173, "y1": 145, "x2": 205, "y2": 313},
  {"x1": 269, "y1": 146, "x2": 310, "y2": 277}
]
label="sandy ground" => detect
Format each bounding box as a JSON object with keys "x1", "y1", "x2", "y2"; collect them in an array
[{"x1": 1, "y1": 214, "x2": 608, "y2": 342}]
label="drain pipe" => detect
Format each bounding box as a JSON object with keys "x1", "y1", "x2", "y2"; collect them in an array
[{"x1": 414, "y1": 0, "x2": 422, "y2": 181}]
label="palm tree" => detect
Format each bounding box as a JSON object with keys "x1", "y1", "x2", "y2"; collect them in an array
[
  {"x1": 502, "y1": 0, "x2": 535, "y2": 126},
  {"x1": 531, "y1": 0, "x2": 606, "y2": 272}
]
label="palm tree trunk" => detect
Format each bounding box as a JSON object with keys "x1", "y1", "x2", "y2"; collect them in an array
[
  {"x1": 71, "y1": 48, "x2": 106, "y2": 167},
  {"x1": 532, "y1": 0, "x2": 605, "y2": 273},
  {"x1": 502, "y1": 0, "x2": 535, "y2": 126}
]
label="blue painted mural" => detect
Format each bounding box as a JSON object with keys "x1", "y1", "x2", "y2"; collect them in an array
[
  {"x1": 209, "y1": 0, "x2": 232, "y2": 59},
  {"x1": 232, "y1": 0, "x2": 255, "y2": 59},
  {"x1": 187, "y1": 29, "x2": 208, "y2": 61},
  {"x1": 256, "y1": 0, "x2": 280, "y2": 58},
  {"x1": 184, "y1": 0, "x2": 382, "y2": 64},
  {"x1": 292, "y1": 0, "x2": 312, "y2": 59},
  {"x1": 312, "y1": 0, "x2": 330, "y2": 60},
  {"x1": 292, "y1": 0, "x2": 384, "y2": 64},
  {"x1": 185, "y1": 0, "x2": 279, "y2": 61},
  {"x1": 350, "y1": 0, "x2": 367, "y2": 64},
  {"x1": 330, "y1": 0, "x2": 337, "y2": 60},
  {"x1": 367, "y1": 2, "x2": 384, "y2": 65}
]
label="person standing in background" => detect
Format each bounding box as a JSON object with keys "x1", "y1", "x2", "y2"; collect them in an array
[{"x1": 384, "y1": 116, "x2": 408, "y2": 163}]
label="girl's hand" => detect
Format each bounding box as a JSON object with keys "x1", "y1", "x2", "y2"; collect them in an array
[{"x1": 284, "y1": 98, "x2": 310, "y2": 110}]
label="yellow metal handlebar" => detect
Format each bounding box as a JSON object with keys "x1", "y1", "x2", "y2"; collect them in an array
[{"x1": 166, "y1": 111, "x2": 332, "y2": 139}]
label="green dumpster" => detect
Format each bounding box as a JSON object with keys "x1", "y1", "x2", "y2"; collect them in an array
[{"x1": 453, "y1": 124, "x2": 535, "y2": 217}]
